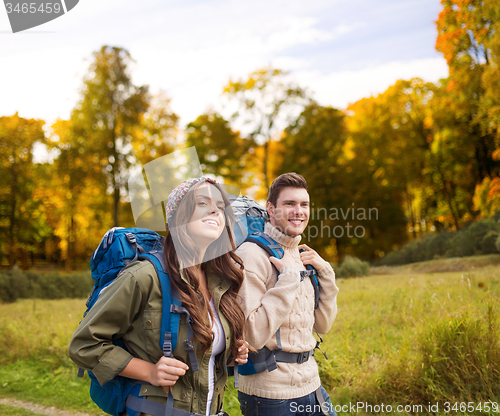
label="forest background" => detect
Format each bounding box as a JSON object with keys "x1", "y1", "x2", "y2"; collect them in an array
[{"x1": 1, "y1": 0, "x2": 500, "y2": 271}]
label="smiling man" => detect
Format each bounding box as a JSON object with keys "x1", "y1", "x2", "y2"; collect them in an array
[{"x1": 236, "y1": 172, "x2": 339, "y2": 416}]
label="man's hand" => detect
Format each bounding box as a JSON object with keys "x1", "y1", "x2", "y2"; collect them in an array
[
  {"x1": 149, "y1": 356, "x2": 189, "y2": 387},
  {"x1": 269, "y1": 249, "x2": 296, "y2": 272},
  {"x1": 298, "y1": 244, "x2": 328, "y2": 270}
]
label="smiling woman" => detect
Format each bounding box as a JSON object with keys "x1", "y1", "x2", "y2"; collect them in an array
[
  {"x1": 167, "y1": 179, "x2": 234, "y2": 269},
  {"x1": 69, "y1": 177, "x2": 249, "y2": 416}
]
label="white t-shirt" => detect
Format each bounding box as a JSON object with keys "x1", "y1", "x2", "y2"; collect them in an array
[{"x1": 206, "y1": 298, "x2": 225, "y2": 415}]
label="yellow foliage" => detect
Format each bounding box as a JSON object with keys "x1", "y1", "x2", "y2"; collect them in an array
[{"x1": 473, "y1": 176, "x2": 500, "y2": 217}]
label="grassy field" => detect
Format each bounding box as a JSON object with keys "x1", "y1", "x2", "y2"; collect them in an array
[{"x1": 0, "y1": 255, "x2": 499, "y2": 415}]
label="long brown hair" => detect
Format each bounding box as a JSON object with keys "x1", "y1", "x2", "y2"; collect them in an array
[{"x1": 163, "y1": 180, "x2": 245, "y2": 357}]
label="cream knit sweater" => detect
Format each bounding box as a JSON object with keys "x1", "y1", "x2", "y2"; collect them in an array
[{"x1": 236, "y1": 222, "x2": 339, "y2": 399}]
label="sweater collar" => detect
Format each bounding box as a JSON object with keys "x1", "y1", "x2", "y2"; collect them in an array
[{"x1": 264, "y1": 222, "x2": 302, "y2": 249}]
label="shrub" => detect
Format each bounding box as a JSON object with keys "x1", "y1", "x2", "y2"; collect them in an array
[
  {"x1": 496, "y1": 234, "x2": 500, "y2": 253},
  {"x1": 335, "y1": 256, "x2": 370, "y2": 278},
  {"x1": 481, "y1": 231, "x2": 500, "y2": 254},
  {"x1": 0, "y1": 271, "x2": 93, "y2": 302},
  {"x1": 378, "y1": 217, "x2": 500, "y2": 266},
  {"x1": 408, "y1": 237, "x2": 429, "y2": 263},
  {"x1": 423, "y1": 231, "x2": 453, "y2": 259},
  {"x1": 377, "y1": 244, "x2": 412, "y2": 266},
  {"x1": 447, "y1": 218, "x2": 498, "y2": 257},
  {"x1": 0, "y1": 271, "x2": 31, "y2": 302}
]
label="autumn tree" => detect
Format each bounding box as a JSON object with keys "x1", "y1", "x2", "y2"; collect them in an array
[
  {"x1": 436, "y1": 0, "x2": 500, "y2": 217},
  {"x1": 71, "y1": 46, "x2": 149, "y2": 226},
  {"x1": 346, "y1": 79, "x2": 437, "y2": 234},
  {"x1": 0, "y1": 114, "x2": 46, "y2": 269},
  {"x1": 46, "y1": 119, "x2": 113, "y2": 269},
  {"x1": 223, "y1": 67, "x2": 309, "y2": 191}
]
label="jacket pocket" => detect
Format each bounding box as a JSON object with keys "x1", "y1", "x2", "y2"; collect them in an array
[{"x1": 142, "y1": 309, "x2": 161, "y2": 356}]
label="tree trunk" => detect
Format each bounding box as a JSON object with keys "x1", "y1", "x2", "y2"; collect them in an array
[
  {"x1": 438, "y1": 171, "x2": 461, "y2": 230},
  {"x1": 8, "y1": 153, "x2": 17, "y2": 270},
  {"x1": 111, "y1": 122, "x2": 119, "y2": 227},
  {"x1": 263, "y1": 138, "x2": 269, "y2": 192}
]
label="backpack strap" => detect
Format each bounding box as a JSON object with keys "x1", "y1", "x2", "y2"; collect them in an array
[
  {"x1": 124, "y1": 232, "x2": 147, "y2": 265},
  {"x1": 244, "y1": 232, "x2": 284, "y2": 262},
  {"x1": 170, "y1": 304, "x2": 199, "y2": 372},
  {"x1": 138, "y1": 253, "x2": 199, "y2": 372},
  {"x1": 135, "y1": 253, "x2": 199, "y2": 416},
  {"x1": 126, "y1": 393, "x2": 228, "y2": 416},
  {"x1": 299, "y1": 249, "x2": 320, "y2": 309}
]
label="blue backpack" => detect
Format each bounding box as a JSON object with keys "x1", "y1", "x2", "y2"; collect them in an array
[
  {"x1": 228, "y1": 196, "x2": 321, "y2": 377},
  {"x1": 229, "y1": 195, "x2": 268, "y2": 246},
  {"x1": 78, "y1": 227, "x2": 199, "y2": 416}
]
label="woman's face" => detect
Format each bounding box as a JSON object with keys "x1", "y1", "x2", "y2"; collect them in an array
[{"x1": 186, "y1": 183, "x2": 226, "y2": 247}]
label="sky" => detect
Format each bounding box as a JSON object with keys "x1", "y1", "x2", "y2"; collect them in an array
[{"x1": 1, "y1": 0, "x2": 448, "y2": 139}]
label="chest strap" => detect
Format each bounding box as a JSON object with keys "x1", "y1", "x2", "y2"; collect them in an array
[
  {"x1": 248, "y1": 346, "x2": 315, "y2": 374},
  {"x1": 274, "y1": 348, "x2": 315, "y2": 364}
]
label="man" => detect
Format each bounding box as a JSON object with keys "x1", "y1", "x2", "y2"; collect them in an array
[{"x1": 236, "y1": 172, "x2": 339, "y2": 416}]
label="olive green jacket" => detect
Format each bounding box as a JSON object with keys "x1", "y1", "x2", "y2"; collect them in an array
[{"x1": 69, "y1": 261, "x2": 233, "y2": 415}]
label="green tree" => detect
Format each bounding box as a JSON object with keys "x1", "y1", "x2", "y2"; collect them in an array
[
  {"x1": 0, "y1": 114, "x2": 47, "y2": 269},
  {"x1": 132, "y1": 91, "x2": 179, "y2": 165},
  {"x1": 223, "y1": 67, "x2": 309, "y2": 191},
  {"x1": 278, "y1": 103, "x2": 348, "y2": 260},
  {"x1": 186, "y1": 111, "x2": 251, "y2": 189},
  {"x1": 278, "y1": 102, "x2": 408, "y2": 261},
  {"x1": 71, "y1": 45, "x2": 150, "y2": 226}
]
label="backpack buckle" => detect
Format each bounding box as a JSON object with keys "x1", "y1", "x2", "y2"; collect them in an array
[
  {"x1": 163, "y1": 332, "x2": 173, "y2": 357},
  {"x1": 184, "y1": 339, "x2": 194, "y2": 351},
  {"x1": 297, "y1": 351, "x2": 310, "y2": 364}
]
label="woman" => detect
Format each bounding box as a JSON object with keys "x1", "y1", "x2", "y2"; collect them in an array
[{"x1": 69, "y1": 177, "x2": 248, "y2": 416}]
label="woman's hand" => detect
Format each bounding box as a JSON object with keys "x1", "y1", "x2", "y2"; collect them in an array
[
  {"x1": 119, "y1": 356, "x2": 188, "y2": 392},
  {"x1": 149, "y1": 356, "x2": 189, "y2": 387},
  {"x1": 234, "y1": 340, "x2": 249, "y2": 364}
]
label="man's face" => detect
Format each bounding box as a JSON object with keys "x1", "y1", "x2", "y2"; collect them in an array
[{"x1": 267, "y1": 187, "x2": 310, "y2": 237}]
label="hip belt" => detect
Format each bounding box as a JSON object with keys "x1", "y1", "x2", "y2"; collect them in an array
[{"x1": 125, "y1": 391, "x2": 228, "y2": 416}]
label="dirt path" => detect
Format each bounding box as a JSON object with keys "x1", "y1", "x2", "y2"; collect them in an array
[{"x1": 0, "y1": 398, "x2": 92, "y2": 416}]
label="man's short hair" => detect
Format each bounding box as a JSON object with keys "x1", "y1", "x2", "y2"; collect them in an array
[{"x1": 267, "y1": 173, "x2": 308, "y2": 207}]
